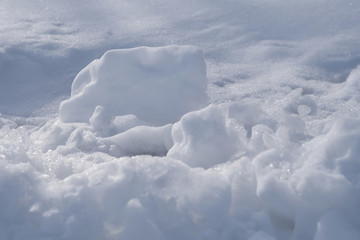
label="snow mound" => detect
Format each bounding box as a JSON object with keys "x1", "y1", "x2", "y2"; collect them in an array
[
  {"x1": 59, "y1": 45, "x2": 208, "y2": 125},
  {"x1": 168, "y1": 103, "x2": 275, "y2": 168}
]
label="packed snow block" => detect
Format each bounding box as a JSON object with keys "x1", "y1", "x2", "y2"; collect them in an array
[{"x1": 59, "y1": 45, "x2": 208, "y2": 125}]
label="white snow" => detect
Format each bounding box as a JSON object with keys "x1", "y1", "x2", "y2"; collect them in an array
[
  {"x1": 1, "y1": 0, "x2": 360, "y2": 239},
  {"x1": 59, "y1": 45, "x2": 208, "y2": 125}
]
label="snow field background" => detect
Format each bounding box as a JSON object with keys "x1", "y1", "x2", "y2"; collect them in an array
[{"x1": 1, "y1": 0, "x2": 360, "y2": 239}]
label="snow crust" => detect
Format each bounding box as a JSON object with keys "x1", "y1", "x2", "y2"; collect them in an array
[{"x1": 1, "y1": 0, "x2": 360, "y2": 239}]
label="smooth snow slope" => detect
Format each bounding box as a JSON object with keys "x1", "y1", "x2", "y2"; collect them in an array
[{"x1": 1, "y1": 0, "x2": 360, "y2": 239}]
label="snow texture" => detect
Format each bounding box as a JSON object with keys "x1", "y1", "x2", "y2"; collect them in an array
[{"x1": 1, "y1": 0, "x2": 360, "y2": 239}]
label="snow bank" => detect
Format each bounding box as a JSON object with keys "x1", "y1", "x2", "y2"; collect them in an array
[{"x1": 59, "y1": 45, "x2": 208, "y2": 125}]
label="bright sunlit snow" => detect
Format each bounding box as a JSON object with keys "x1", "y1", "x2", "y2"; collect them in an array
[{"x1": 1, "y1": 0, "x2": 360, "y2": 239}]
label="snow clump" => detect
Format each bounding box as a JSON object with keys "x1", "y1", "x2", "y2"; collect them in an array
[{"x1": 59, "y1": 45, "x2": 208, "y2": 125}]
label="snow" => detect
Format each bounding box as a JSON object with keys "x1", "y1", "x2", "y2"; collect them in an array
[
  {"x1": 59, "y1": 45, "x2": 208, "y2": 125},
  {"x1": 1, "y1": 0, "x2": 360, "y2": 239},
  {"x1": 168, "y1": 103, "x2": 273, "y2": 168}
]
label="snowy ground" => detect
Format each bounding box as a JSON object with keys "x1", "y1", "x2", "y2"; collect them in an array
[{"x1": 1, "y1": 0, "x2": 360, "y2": 239}]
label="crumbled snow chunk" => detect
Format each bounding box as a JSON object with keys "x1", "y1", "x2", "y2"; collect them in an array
[
  {"x1": 168, "y1": 103, "x2": 274, "y2": 168},
  {"x1": 89, "y1": 105, "x2": 115, "y2": 137},
  {"x1": 168, "y1": 103, "x2": 247, "y2": 168}
]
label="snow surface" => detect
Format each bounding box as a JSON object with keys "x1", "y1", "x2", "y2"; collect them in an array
[{"x1": 1, "y1": 0, "x2": 360, "y2": 239}]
